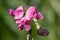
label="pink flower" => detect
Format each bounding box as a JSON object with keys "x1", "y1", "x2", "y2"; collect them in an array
[
  {"x1": 9, "y1": 5, "x2": 24, "y2": 19},
  {"x1": 16, "y1": 17, "x2": 31, "y2": 31},
  {"x1": 25, "y1": 6, "x2": 43, "y2": 20}
]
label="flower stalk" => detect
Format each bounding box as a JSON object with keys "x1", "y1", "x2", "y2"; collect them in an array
[{"x1": 27, "y1": 30, "x2": 34, "y2": 40}]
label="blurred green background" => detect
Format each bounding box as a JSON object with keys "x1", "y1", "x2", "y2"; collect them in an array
[{"x1": 0, "y1": 0, "x2": 60, "y2": 40}]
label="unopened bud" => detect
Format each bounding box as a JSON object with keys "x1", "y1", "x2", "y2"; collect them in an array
[{"x1": 37, "y1": 27, "x2": 49, "y2": 36}]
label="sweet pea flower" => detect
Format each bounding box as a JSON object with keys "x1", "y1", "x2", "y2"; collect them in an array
[
  {"x1": 25, "y1": 6, "x2": 43, "y2": 20},
  {"x1": 16, "y1": 17, "x2": 31, "y2": 31},
  {"x1": 9, "y1": 5, "x2": 24, "y2": 19}
]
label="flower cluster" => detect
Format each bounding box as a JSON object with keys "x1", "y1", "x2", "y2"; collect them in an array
[{"x1": 8, "y1": 5, "x2": 43, "y2": 31}]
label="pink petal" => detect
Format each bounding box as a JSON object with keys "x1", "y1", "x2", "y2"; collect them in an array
[
  {"x1": 18, "y1": 24, "x2": 24, "y2": 30},
  {"x1": 14, "y1": 5, "x2": 24, "y2": 19},
  {"x1": 16, "y1": 19, "x2": 21, "y2": 24},
  {"x1": 8, "y1": 9, "x2": 14, "y2": 16},
  {"x1": 33, "y1": 13, "x2": 39, "y2": 19},
  {"x1": 16, "y1": 17, "x2": 26, "y2": 24},
  {"x1": 25, "y1": 6, "x2": 36, "y2": 20},
  {"x1": 38, "y1": 12, "x2": 43, "y2": 20},
  {"x1": 33, "y1": 12, "x2": 43, "y2": 20},
  {"x1": 24, "y1": 20, "x2": 30, "y2": 25},
  {"x1": 25, "y1": 24, "x2": 31, "y2": 31}
]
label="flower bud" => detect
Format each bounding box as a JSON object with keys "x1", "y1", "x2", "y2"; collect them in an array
[
  {"x1": 37, "y1": 27, "x2": 49, "y2": 36},
  {"x1": 8, "y1": 9, "x2": 14, "y2": 16}
]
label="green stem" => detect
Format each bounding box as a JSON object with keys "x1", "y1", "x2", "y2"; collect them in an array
[
  {"x1": 33, "y1": 18, "x2": 40, "y2": 29},
  {"x1": 27, "y1": 30, "x2": 34, "y2": 40}
]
